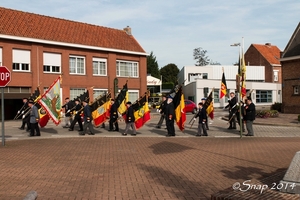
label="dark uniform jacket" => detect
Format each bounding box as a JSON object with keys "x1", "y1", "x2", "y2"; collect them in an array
[
  {"x1": 245, "y1": 103, "x2": 256, "y2": 121},
  {"x1": 83, "y1": 105, "x2": 92, "y2": 122},
  {"x1": 125, "y1": 106, "x2": 135, "y2": 123},
  {"x1": 62, "y1": 101, "x2": 75, "y2": 117},
  {"x1": 195, "y1": 107, "x2": 207, "y2": 123},
  {"x1": 71, "y1": 104, "x2": 82, "y2": 118},
  {"x1": 159, "y1": 100, "x2": 167, "y2": 115},
  {"x1": 226, "y1": 96, "x2": 237, "y2": 113},
  {"x1": 110, "y1": 103, "x2": 118, "y2": 119},
  {"x1": 165, "y1": 102, "x2": 175, "y2": 121}
]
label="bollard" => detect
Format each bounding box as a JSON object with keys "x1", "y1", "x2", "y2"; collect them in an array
[{"x1": 23, "y1": 190, "x2": 38, "y2": 200}]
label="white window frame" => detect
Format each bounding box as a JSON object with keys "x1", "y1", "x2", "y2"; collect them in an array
[
  {"x1": 128, "y1": 90, "x2": 139, "y2": 103},
  {"x1": 93, "y1": 89, "x2": 108, "y2": 100},
  {"x1": 93, "y1": 58, "x2": 107, "y2": 76},
  {"x1": 116, "y1": 60, "x2": 138, "y2": 77},
  {"x1": 273, "y1": 70, "x2": 279, "y2": 82},
  {"x1": 293, "y1": 86, "x2": 299, "y2": 95},
  {"x1": 70, "y1": 88, "x2": 86, "y2": 100},
  {"x1": 69, "y1": 55, "x2": 85, "y2": 75},
  {"x1": 0, "y1": 48, "x2": 2, "y2": 66},
  {"x1": 12, "y1": 49, "x2": 30, "y2": 72},
  {"x1": 43, "y1": 52, "x2": 61, "y2": 73}
]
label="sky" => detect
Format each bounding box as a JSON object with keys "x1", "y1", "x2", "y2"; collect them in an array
[{"x1": 1, "y1": 0, "x2": 300, "y2": 69}]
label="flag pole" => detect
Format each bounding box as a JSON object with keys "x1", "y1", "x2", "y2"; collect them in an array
[{"x1": 239, "y1": 37, "x2": 244, "y2": 139}]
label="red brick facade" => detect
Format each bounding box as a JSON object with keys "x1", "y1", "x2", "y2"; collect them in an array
[
  {"x1": 0, "y1": 7, "x2": 147, "y2": 119},
  {"x1": 281, "y1": 59, "x2": 300, "y2": 113},
  {"x1": 245, "y1": 43, "x2": 282, "y2": 83}
]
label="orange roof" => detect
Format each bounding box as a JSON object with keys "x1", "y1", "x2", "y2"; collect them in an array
[
  {"x1": 252, "y1": 44, "x2": 281, "y2": 65},
  {"x1": 0, "y1": 7, "x2": 146, "y2": 53}
]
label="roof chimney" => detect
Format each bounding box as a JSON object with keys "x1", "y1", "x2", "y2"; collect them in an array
[
  {"x1": 123, "y1": 26, "x2": 132, "y2": 35},
  {"x1": 265, "y1": 43, "x2": 271, "y2": 46}
]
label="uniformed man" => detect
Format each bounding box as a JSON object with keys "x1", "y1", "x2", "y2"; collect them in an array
[
  {"x1": 109, "y1": 99, "x2": 119, "y2": 132},
  {"x1": 156, "y1": 96, "x2": 167, "y2": 128},
  {"x1": 165, "y1": 96, "x2": 175, "y2": 137},
  {"x1": 68, "y1": 99, "x2": 83, "y2": 131},
  {"x1": 79, "y1": 100, "x2": 95, "y2": 135},
  {"x1": 226, "y1": 92, "x2": 237, "y2": 129}
]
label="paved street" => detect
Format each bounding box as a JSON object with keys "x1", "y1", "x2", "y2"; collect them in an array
[{"x1": 0, "y1": 110, "x2": 300, "y2": 199}]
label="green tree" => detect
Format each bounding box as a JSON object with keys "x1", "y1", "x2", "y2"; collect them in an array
[
  {"x1": 159, "y1": 63, "x2": 179, "y2": 85},
  {"x1": 193, "y1": 47, "x2": 210, "y2": 66},
  {"x1": 147, "y1": 51, "x2": 160, "y2": 78}
]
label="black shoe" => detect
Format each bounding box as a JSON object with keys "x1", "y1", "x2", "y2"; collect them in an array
[
  {"x1": 35, "y1": 134, "x2": 41, "y2": 136},
  {"x1": 122, "y1": 133, "x2": 127, "y2": 136},
  {"x1": 131, "y1": 134, "x2": 136, "y2": 136},
  {"x1": 203, "y1": 134, "x2": 208, "y2": 136},
  {"x1": 63, "y1": 126, "x2": 69, "y2": 128},
  {"x1": 88, "y1": 133, "x2": 95, "y2": 135},
  {"x1": 195, "y1": 134, "x2": 201, "y2": 137},
  {"x1": 227, "y1": 127, "x2": 233, "y2": 129},
  {"x1": 19, "y1": 127, "x2": 25, "y2": 130},
  {"x1": 68, "y1": 128, "x2": 73, "y2": 131},
  {"x1": 156, "y1": 126, "x2": 161, "y2": 129},
  {"x1": 114, "y1": 129, "x2": 119, "y2": 132},
  {"x1": 245, "y1": 134, "x2": 253, "y2": 136},
  {"x1": 108, "y1": 129, "x2": 113, "y2": 132},
  {"x1": 79, "y1": 132, "x2": 85, "y2": 135}
]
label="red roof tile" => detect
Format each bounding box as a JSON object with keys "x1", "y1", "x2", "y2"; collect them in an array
[
  {"x1": 252, "y1": 43, "x2": 281, "y2": 65},
  {"x1": 0, "y1": 7, "x2": 146, "y2": 53}
]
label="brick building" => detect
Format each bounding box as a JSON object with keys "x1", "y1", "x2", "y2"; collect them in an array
[
  {"x1": 0, "y1": 7, "x2": 147, "y2": 119},
  {"x1": 280, "y1": 22, "x2": 300, "y2": 114},
  {"x1": 245, "y1": 43, "x2": 282, "y2": 83}
]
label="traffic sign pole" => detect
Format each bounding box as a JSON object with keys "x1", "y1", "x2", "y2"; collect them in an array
[{"x1": 0, "y1": 66, "x2": 11, "y2": 146}]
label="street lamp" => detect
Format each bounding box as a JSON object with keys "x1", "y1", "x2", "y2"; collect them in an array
[{"x1": 230, "y1": 40, "x2": 243, "y2": 138}]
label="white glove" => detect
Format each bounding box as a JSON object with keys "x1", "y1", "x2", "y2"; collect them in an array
[
  {"x1": 67, "y1": 109, "x2": 70, "y2": 113},
  {"x1": 75, "y1": 111, "x2": 77, "y2": 114},
  {"x1": 193, "y1": 118, "x2": 196, "y2": 121},
  {"x1": 22, "y1": 115, "x2": 25, "y2": 119},
  {"x1": 21, "y1": 111, "x2": 24, "y2": 114},
  {"x1": 17, "y1": 111, "x2": 20, "y2": 114}
]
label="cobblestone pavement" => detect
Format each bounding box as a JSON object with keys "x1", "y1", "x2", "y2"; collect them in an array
[{"x1": 0, "y1": 110, "x2": 300, "y2": 199}]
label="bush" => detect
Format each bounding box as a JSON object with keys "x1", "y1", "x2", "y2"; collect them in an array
[
  {"x1": 270, "y1": 102, "x2": 282, "y2": 112},
  {"x1": 256, "y1": 110, "x2": 279, "y2": 118}
]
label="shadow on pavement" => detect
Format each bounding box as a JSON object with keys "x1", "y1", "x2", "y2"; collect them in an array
[{"x1": 148, "y1": 141, "x2": 194, "y2": 155}]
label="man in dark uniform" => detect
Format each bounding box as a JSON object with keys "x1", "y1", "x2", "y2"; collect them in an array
[
  {"x1": 68, "y1": 99, "x2": 83, "y2": 131},
  {"x1": 156, "y1": 96, "x2": 167, "y2": 128},
  {"x1": 79, "y1": 100, "x2": 95, "y2": 135},
  {"x1": 165, "y1": 96, "x2": 175, "y2": 137},
  {"x1": 62, "y1": 97, "x2": 74, "y2": 128},
  {"x1": 194, "y1": 102, "x2": 208, "y2": 136},
  {"x1": 201, "y1": 97, "x2": 209, "y2": 130},
  {"x1": 123, "y1": 101, "x2": 136, "y2": 136},
  {"x1": 18, "y1": 97, "x2": 30, "y2": 131},
  {"x1": 245, "y1": 97, "x2": 256, "y2": 136},
  {"x1": 109, "y1": 99, "x2": 119, "y2": 132},
  {"x1": 28, "y1": 99, "x2": 40, "y2": 137},
  {"x1": 226, "y1": 92, "x2": 237, "y2": 129}
]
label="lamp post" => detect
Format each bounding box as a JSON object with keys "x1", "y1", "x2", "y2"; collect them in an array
[{"x1": 230, "y1": 40, "x2": 243, "y2": 138}]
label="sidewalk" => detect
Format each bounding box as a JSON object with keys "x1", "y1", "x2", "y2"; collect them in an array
[{"x1": 0, "y1": 110, "x2": 300, "y2": 199}]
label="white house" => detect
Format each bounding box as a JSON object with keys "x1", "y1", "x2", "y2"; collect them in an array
[{"x1": 178, "y1": 65, "x2": 282, "y2": 108}]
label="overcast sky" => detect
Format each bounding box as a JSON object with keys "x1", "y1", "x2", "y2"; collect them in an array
[{"x1": 1, "y1": 0, "x2": 299, "y2": 69}]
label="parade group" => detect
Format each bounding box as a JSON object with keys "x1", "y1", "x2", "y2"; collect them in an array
[{"x1": 15, "y1": 86, "x2": 256, "y2": 138}]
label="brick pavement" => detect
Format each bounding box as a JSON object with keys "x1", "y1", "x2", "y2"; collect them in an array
[{"x1": 0, "y1": 110, "x2": 300, "y2": 199}]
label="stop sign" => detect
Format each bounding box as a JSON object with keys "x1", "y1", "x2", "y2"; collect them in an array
[{"x1": 0, "y1": 66, "x2": 11, "y2": 87}]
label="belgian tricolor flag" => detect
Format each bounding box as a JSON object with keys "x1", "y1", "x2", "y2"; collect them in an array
[{"x1": 173, "y1": 86, "x2": 186, "y2": 131}]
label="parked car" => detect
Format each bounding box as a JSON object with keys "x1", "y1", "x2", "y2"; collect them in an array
[{"x1": 184, "y1": 100, "x2": 197, "y2": 114}]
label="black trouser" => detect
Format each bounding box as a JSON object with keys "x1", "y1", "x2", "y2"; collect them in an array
[
  {"x1": 109, "y1": 118, "x2": 119, "y2": 131},
  {"x1": 30, "y1": 123, "x2": 40, "y2": 136},
  {"x1": 166, "y1": 119, "x2": 175, "y2": 136},
  {"x1": 70, "y1": 116, "x2": 83, "y2": 130},
  {"x1": 21, "y1": 115, "x2": 30, "y2": 130}
]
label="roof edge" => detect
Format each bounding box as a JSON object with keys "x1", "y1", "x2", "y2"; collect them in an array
[
  {"x1": 0, "y1": 34, "x2": 148, "y2": 56},
  {"x1": 280, "y1": 55, "x2": 300, "y2": 62}
]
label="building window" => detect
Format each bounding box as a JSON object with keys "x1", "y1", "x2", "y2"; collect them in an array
[
  {"x1": 128, "y1": 90, "x2": 139, "y2": 102},
  {"x1": 43, "y1": 53, "x2": 61, "y2": 73},
  {"x1": 256, "y1": 90, "x2": 272, "y2": 103},
  {"x1": 214, "y1": 89, "x2": 219, "y2": 103},
  {"x1": 293, "y1": 86, "x2": 299, "y2": 95},
  {"x1": 12, "y1": 49, "x2": 30, "y2": 72},
  {"x1": 93, "y1": 89, "x2": 108, "y2": 100},
  {"x1": 203, "y1": 87, "x2": 209, "y2": 98},
  {"x1": 69, "y1": 56, "x2": 85, "y2": 74},
  {"x1": 273, "y1": 71, "x2": 278, "y2": 82},
  {"x1": 70, "y1": 88, "x2": 85, "y2": 100},
  {"x1": 93, "y1": 58, "x2": 107, "y2": 76},
  {"x1": 203, "y1": 73, "x2": 208, "y2": 79},
  {"x1": 116, "y1": 61, "x2": 138, "y2": 77}
]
